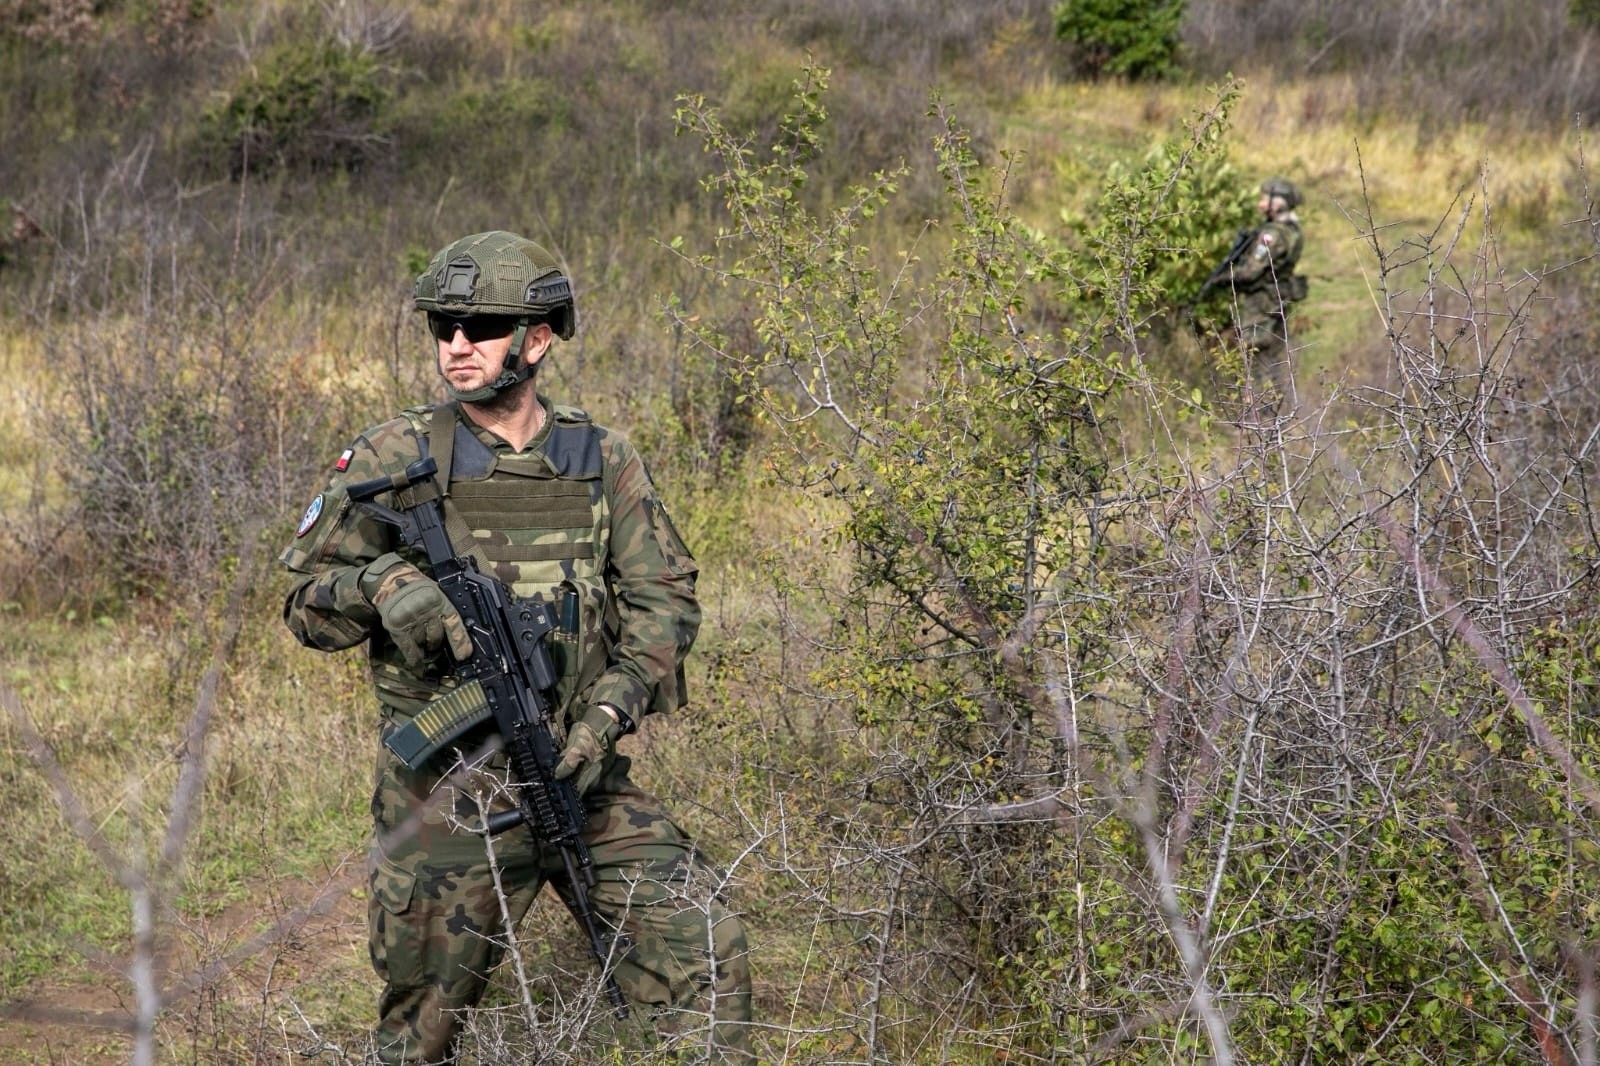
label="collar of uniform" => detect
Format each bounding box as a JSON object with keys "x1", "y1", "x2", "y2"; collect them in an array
[{"x1": 458, "y1": 394, "x2": 559, "y2": 469}]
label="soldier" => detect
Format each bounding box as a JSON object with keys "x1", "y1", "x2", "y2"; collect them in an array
[
  {"x1": 279, "y1": 231, "x2": 753, "y2": 1064},
  {"x1": 1217, "y1": 176, "x2": 1307, "y2": 410}
]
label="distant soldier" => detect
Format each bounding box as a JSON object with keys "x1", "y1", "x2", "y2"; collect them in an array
[
  {"x1": 1203, "y1": 176, "x2": 1307, "y2": 409},
  {"x1": 279, "y1": 231, "x2": 753, "y2": 1064}
]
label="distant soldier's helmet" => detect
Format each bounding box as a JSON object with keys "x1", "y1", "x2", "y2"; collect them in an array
[
  {"x1": 414, "y1": 230, "x2": 576, "y2": 339},
  {"x1": 1260, "y1": 177, "x2": 1303, "y2": 210},
  {"x1": 414, "y1": 230, "x2": 576, "y2": 401}
]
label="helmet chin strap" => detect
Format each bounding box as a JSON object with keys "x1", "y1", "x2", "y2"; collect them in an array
[{"x1": 440, "y1": 319, "x2": 533, "y2": 404}]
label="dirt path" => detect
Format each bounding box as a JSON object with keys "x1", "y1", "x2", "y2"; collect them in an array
[{"x1": 0, "y1": 857, "x2": 369, "y2": 1065}]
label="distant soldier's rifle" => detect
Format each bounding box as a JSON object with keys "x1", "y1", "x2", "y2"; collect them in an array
[
  {"x1": 1195, "y1": 226, "x2": 1257, "y2": 303},
  {"x1": 347, "y1": 456, "x2": 630, "y2": 1017}
]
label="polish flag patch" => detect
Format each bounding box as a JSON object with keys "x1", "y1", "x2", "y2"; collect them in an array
[{"x1": 335, "y1": 449, "x2": 354, "y2": 472}]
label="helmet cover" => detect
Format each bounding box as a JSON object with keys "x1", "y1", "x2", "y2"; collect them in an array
[
  {"x1": 414, "y1": 230, "x2": 576, "y2": 340},
  {"x1": 1260, "y1": 177, "x2": 1303, "y2": 210}
]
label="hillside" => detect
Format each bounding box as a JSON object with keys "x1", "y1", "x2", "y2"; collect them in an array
[{"x1": 3, "y1": 2, "x2": 1600, "y2": 1063}]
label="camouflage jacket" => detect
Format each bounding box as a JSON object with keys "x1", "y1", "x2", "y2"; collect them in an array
[
  {"x1": 279, "y1": 397, "x2": 699, "y2": 728},
  {"x1": 1229, "y1": 216, "x2": 1304, "y2": 323}
]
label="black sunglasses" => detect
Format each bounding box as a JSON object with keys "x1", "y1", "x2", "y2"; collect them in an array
[{"x1": 427, "y1": 313, "x2": 518, "y2": 343}]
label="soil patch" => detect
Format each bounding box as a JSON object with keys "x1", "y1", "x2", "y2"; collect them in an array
[{"x1": 0, "y1": 855, "x2": 369, "y2": 1064}]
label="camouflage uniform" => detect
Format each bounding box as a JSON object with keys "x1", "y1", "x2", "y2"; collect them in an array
[
  {"x1": 1227, "y1": 178, "x2": 1306, "y2": 405},
  {"x1": 281, "y1": 398, "x2": 752, "y2": 1064}
]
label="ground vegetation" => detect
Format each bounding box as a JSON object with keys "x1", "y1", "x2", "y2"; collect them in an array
[{"x1": 2, "y1": 2, "x2": 1599, "y2": 1064}]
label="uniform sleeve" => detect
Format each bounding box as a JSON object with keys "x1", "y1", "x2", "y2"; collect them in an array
[
  {"x1": 1229, "y1": 223, "x2": 1295, "y2": 289},
  {"x1": 278, "y1": 435, "x2": 398, "y2": 652},
  {"x1": 590, "y1": 437, "x2": 701, "y2": 724}
]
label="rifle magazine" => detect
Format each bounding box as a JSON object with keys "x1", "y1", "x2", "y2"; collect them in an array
[{"x1": 384, "y1": 681, "x2": 493, "y2": 769}]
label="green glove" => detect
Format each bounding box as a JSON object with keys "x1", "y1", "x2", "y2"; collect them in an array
[
  {"x1": 554, "y1": 704, "x2": 622, "y2": 796},
  {"x1": 359, "y1": 553, "x2": 473, "y2": 670}
]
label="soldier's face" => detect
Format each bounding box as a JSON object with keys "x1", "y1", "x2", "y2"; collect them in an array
[
  {"x1": 1259, "y1": 193, "x2": 1290, "y2": 218},
  {"x1": 436, "y1": 319, "x2": 552, "y2": 393}
]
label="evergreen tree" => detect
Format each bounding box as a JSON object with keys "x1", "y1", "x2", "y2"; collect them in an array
[{"x1": 1055, "y1": 0, "x2": 1185, "y2": 80}]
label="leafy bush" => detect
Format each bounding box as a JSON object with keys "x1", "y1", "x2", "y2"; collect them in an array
[
  {"x1": 1062, "y1": 94, "x2": 1254, "y2": 305},
  {"x1": 198, "y1": 38, "x2": 391, "y2": 177},
  {"x1": 1054, "y1": 0, "x2": 1185, "y2": 80},
  {"x1": 673, "y1": 63, "x2": 1208, "y2": 1056},
  {"x1": 387, "y1": 73, "x2": 569, "y2": 187}
]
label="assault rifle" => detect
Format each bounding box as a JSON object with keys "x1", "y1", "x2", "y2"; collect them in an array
[
  {"x1": 1195, "y1": 226, "x2": 1257, "y2": 303},
  {"x1": 347, "y1": 456, "x2": 630, "y2": 1017}
]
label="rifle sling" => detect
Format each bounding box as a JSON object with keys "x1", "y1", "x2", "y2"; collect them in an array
[
  {"x1": 428, "y1": 402, "x2": 499, "y2": 578},
  {"x1": 369, "y1": 405, "x2": 514, "y2": 769}
]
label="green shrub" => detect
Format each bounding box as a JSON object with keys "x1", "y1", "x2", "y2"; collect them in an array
[
  {"x1": 199, "y1": 39, "x2": 390, "y2": 177},
  {"x1": 389, "y1": 75, "x2": 567, "y2": 181},
  {"x1": 1054, "y1": 0, "x2": 1185, "y2": 80},
  {"x1": 1063, "y1": 103, "x2": 1252, "y2": 308}
]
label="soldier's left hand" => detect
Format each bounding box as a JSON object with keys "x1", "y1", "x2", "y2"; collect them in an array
[{"x1": 554, "y1": 703, "x2": 622, "y2": 796}]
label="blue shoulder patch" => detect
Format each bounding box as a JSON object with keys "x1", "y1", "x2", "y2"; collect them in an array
[{"x1": 295, "y1": 494, "x2": 325, "y2": 537}]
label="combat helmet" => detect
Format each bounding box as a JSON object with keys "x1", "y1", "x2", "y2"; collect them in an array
[
  {"x1": 1260, "y1": 177, "x2": 1303, "y2": 210},
  {"x1": 414, "y1": 230, "x2": 576, "y2": 402}
]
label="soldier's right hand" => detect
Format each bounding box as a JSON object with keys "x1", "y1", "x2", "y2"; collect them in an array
[{"x1": 359, "y1": 553, "x2": 474, "y2": 669}]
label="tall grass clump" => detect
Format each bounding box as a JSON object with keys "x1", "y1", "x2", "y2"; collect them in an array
[
  {"x1": 15, "y1": 237, "x2": 366, "y2": 607},
  {"x1": 1184, "y1": 0, "x2": 1600, "y2": 128}
]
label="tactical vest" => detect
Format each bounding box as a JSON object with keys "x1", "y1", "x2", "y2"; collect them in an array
[
  {"x1": 1278, "y1": 218, "x2": 1304, "y2": 285},
  {"x1": 1263, "y1": 219, "x2": 1303, "y2": 290},
  {"x1": 385, "y1": 401, "x2": 615, "y2": 719},
  {"x1": 416, "y1": 401, "x2": 607, "y2": 594},
  {"x1": 1237, "y1": 218, "x2": 1306, "y2": 319}
]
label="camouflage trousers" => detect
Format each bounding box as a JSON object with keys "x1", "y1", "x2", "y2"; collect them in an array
[
  {"x1": 1235, "y1": 308, "x2": 1295, "y2": 411},
  {"x1": 366, "y1": 728, "x2": 754, "y2": 1064}
]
